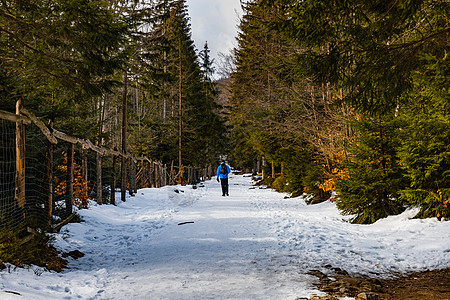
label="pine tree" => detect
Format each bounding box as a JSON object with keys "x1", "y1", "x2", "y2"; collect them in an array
[
  {"x1": 336, "y1": 115, "x2": 408, "y2": 223},
  {"x1": 259, "y1": 0, "x2": 449, "y2": 220},
  {"x1": 398, "y1": 51, "x2": 450, "y2": 219},
  {"x1": 230, "y1": 0, "x2": 338, "y2": 199},
  {"x1": 0, "y1": 0, "x2": 132, "y2": 139},
  {"x1": 0, "y1": 0, "x2": 130, "y2": 102},
  {"x1": 135, "y1": 0, "x2": 226, "y2": 167}
]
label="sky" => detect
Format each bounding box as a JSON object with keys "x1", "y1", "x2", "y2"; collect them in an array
[{"x1": 185, "y1": 0, "x2": 243, "y2": 68}]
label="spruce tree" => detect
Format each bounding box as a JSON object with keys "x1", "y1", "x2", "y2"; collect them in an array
[
  {"x1": 260, "y1": 0, "x2": 449, "y2": 221},
  {"x1": 231, "y1": 0, "x2": 336, "y2": 199},
  {"x1": 398, "y1": 52, "x2": 450, "y2": 219},
  {"x1": 0, "y1": 0, "x2": 131, "y2": 136},
  {"x1": 336, "y1": 115, "x2": 408, "y2": 224},
  {"x1": 137, "y1": 0, "x2": 226, "y2": 167}
]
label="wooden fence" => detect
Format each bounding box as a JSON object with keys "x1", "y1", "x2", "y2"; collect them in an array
[{"x1": 0, "y1": 101, "x2": 215, "y2": 232}]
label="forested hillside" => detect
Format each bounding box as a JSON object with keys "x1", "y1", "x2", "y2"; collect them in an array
[
  {"x1": 1, "y1": 0, "x2": 448, "y2": 225},
  {"x1": 0, "y1": 0, "x2": 227, "y2": 170},
  {"x1": 228, "y1": 0, "x2": 449, "y2": 223}
]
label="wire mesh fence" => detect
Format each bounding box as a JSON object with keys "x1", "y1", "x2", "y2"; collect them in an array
[
  {"x1": 0, "y1": 106, "x2": 212, "y2": 234},
  {"x1": 0, "y1": 119, "x2": 22, "y2": 229}
]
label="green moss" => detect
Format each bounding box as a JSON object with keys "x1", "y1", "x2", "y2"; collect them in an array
[{"x1": 0, "y1": 227, "x2": 67, "y2": 272}]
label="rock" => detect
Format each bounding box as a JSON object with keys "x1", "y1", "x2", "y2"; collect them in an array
[
  {"x1": 356, "y1": 292, "x2": 380, "y2": 300},
  {"x1": 63, "y1": 250, "x2": 85, "y2": 259},
  {"x1": 332, "y1": 267, "x2": 349, "y2": 275},
  {"x1": 308, "y1": 295, "x2": 340, "y2": 300},
  {"x1": 308, "y1": 270, "x2": 328, "y2": 280}
]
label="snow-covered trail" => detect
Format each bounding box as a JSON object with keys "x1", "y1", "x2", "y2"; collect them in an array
[
  {"x1": 98, "y1": 175, "x2": 317, "y2": 299},
  {"x1": 1, "y1": 173, "x2": 449, "y2": 300}
]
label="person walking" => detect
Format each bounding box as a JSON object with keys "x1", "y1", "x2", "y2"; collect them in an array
[{"x1": 217, "y1": 161, "x2": 231, "y2": 196}]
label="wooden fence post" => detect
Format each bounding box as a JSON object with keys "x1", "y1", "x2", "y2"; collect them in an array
[
  {"x1": 128, "y1": 158, "x2": 134, "y2": 196},
  {"x1": 66, "y1": 144, "x2": 74, "y2": 215},
  {"x1": 148, "y1": 160, "x2": 152, "y2": 188},
  {"x1": 155, "y1": 163, "x2": 159, "y2": 188},
  {"x1": 132, "y1": 159, "x2": 137, "y2": 194},
  {"x1": 139, "y1": 160, "x2": 145, "y2": 188},
  {"x1": 82, "y1": 147, "x2": 88, "y2": 183},
  {"x1": 111, "y1": 153, "x2": 116, "y2": 205},
  {"x1": 96, "y1": 152, "x2": 102, "y2": 205},
  {"x1": 15, "y1": 99, "x2": 26, "y2": 221},
  {"x1": 46, "y1": 131, "x2": 54, "y2": 227},
  {"x1": 121, "y1": 155, "x2": 127, "y2": 202},
  {"x1": 170, "y1": 161, "x2": 174, "y2": 185},
  {"x1": 163, "y1": 164, "x2": 167, "y2": 186}
]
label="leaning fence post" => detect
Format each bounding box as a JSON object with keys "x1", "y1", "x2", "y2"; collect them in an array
[
  {"x1": 66, "y1": 143, "x2": 74, "y2": 216},
  {"x1": 132, "y1": 159, "x2": 137, "y2": 194},
  {"x1": 139, "y1": 160, "x2": 144, "y2": 188},
  {"x1": 96, "y1": 151, "x2": 102, "y2": 205}
]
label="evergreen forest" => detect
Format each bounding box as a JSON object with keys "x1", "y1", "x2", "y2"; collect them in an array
[{"x1": 1, "y1": 0, "x2": 449, "y2": 224}]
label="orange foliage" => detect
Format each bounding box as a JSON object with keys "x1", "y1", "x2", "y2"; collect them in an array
[
  {"x1": 175, "y1": 168, "x2": 185, "y2": 185},
  {"x1": 318, "y1": 168, "x2": 347, "y2": 200},
  {"x1": 55, "y1": 152, "x2": 91, "y2": 209},
  {"x1": 436, "y1": 189, "x2": 450, "y2": 219}
]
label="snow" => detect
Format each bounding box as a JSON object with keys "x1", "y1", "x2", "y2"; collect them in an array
[{"x1": 1, "y1": 173, "x2": 449, "y2": 299}]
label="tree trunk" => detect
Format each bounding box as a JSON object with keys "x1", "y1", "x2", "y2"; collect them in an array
[
  {"x1": 178, "y1": 37, "x2": 182, "y2": 170},
  {"x1": 96, "y1": 152, "x2": 102, "y2": 205},
  {"x1": 121, "y1": 70, "x2": 128, "y2": 202},
  {"x1": 256, "y1": 159, "x2": 261, "y2": 175},
  {"x1": 262, "y1": 156, "x2": 266, "y2": 180}
]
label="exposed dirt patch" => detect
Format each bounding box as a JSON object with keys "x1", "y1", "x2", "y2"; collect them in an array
[
  {"x1": 379, "y1": 268, "x2": 450, "y2": 299},
  {"x1": 308, "y1": 267, "x2": 450, "y2": 300}
]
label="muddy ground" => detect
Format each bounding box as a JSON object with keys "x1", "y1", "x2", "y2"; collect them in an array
[{"x1": 309, "y1": 267, "x2": 450, "y2": 299}]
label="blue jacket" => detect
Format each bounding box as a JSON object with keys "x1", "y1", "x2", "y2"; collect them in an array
[{"x1": 217, "y1": 164, "x2": 230, "y2": 179}]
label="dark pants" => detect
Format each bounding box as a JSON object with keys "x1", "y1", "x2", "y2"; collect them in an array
[{"x1": 220, "y1": 178, "x2": 229, "y2": 196}]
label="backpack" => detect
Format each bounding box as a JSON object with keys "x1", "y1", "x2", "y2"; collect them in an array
[{"x1": 220, "y1": 163, "x2": 228, "y2": 175}]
